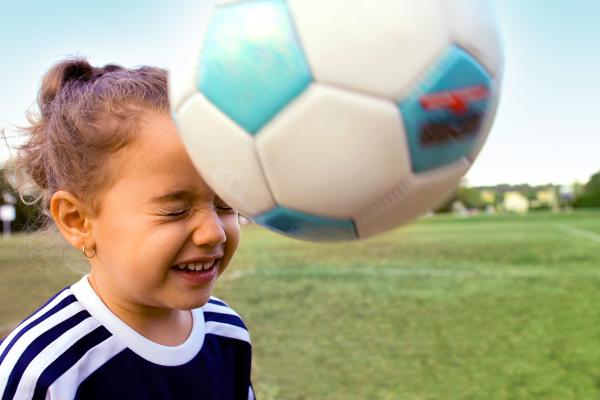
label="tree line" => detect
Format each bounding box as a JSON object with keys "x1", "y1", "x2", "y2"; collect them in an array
[{"x1": 437, "y1": 170, "x2": 600, "y2": 212}]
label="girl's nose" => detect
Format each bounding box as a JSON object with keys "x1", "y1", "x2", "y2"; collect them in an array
[{"x1": 192, "y1": 210, "x2": 227, "y2": 247}]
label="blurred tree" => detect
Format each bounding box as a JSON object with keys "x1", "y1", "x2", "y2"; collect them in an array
[
  {"x1": 573, "y1": 170, "x2": 600, "y2": 207},
  {"x1": 435, "y1": 180, "x2": 485, "y2": 212},
  {"x1": 456, "y1": 186, "x2": 485, "y2": 209}
]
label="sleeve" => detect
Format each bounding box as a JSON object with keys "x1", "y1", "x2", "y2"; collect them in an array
[
  {"x1": 0, "y1": 365, "x2": 45, "y2": 400},
  {"x1": 248, "y1": 382, "x2": 256, "y2": 400}
]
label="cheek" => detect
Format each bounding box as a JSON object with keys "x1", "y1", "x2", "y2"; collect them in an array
[
  {"x1": 135, "y1": 224, "x2": 190, "y2": 264},
  {"x1": 99, "y1": 218, "x2": 188, "y2": 273},
  {"x1": 223, "y1": 216, "x2": 241, "y2": 258}
]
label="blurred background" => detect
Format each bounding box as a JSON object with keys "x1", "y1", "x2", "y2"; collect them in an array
[{"x1": 1, "y1": 1, "x2": 599, "y2": 399}]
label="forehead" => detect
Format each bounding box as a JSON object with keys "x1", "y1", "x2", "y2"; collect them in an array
[{"x1": 114, "y1": 113, "x2": 213, "y2": 198}]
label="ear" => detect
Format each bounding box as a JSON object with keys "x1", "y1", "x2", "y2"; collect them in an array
[{"x1": 49, "y1": 190, "x2": 95, "y2": 250}]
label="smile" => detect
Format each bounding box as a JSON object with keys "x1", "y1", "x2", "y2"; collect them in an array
[
  {"x1": 171, "y1": 259, "x2": 221, "y2": 285},
  {"x1": 174, "y1": 260, "x2": 217, "y2": 272}
]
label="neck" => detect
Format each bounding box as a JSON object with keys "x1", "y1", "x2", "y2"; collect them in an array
[{"x1": 87, "y1": 272, "x2": 192, "y2": 346}]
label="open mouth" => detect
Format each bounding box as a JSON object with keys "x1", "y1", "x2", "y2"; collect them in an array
[
  {"x1": 173, "y1": 259, "x2": 218, "y2": 272},
  {"x1": 171, "y1": 259, "x2": 220, "y2": 284}
]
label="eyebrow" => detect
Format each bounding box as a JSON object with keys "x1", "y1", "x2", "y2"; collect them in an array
[{"x1": 149, "y1": 190, "x2": 193, "y2": 203}]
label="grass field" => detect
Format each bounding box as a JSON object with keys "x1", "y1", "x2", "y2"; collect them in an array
[{"x1": 1, "y1": 210, "x2": 600, "y2": 399}]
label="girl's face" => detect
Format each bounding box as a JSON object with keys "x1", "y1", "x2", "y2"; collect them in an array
[{"x1": 89, "y1": 112, "x2": 240, "y2": 311}]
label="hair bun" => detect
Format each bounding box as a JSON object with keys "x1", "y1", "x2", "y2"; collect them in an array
[
  {"x1": 101, "y1": 64, "x2": 125, "y2": 74},
  {"x1": 38, "y1": 58, "x2": 95, "y2": 115}
]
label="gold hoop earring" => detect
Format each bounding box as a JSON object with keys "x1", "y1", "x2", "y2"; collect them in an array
[{"x1": 82, "y1": 244, "x2": 96, "y2": 258}]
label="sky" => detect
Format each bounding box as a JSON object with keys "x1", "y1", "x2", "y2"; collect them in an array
[{"x1": 0, "y1": 0, "x2": 598, "y2": 187}]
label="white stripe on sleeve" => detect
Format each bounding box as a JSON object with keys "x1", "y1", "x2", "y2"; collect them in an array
[
  {"x1": 205, "y1": 321, "x2": 251, "y2": 343},
  {"x1": 0, "y1": 290, "x2": 73, "y2": 357},
  {"x1": 47, "y1": 335, "x2": 126, "y2": 400},
  {"x1": 202, "y1": 302, "x2": 241, "y2": 317},
  {"x1": 13, "y1": 317, "x2": 101, "y2": 400},
  {"x1": 0, "y1": 302, "x2": 84, "y2": 398}
]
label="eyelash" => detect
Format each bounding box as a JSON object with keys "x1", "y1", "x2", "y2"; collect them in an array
[
  {"x1": 161, "y1": 205, "x2": 233, "y2": 217},
  {"x1": 162, "y1": 209, "x2": 188, "y2": 217}
]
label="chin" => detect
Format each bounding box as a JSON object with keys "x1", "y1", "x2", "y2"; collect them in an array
[{"x1": 172, "y1": 293, "x2": 212, "y2": 310}]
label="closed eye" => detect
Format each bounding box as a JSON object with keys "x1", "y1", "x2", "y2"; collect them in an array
[
  {"x1": 215, "y1": 197, "x2": 234, "y2": 212},
  {"x1": 161, "y1": 207, "x2": 233, "y2": 216},
  {"x1": 161, "y1": 209, "x2": 189, "y2": 217}
]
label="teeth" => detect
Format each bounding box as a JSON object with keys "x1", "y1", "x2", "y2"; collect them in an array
[{"x1": 175, "y1": 260, "x2": 217, "y2": 272}]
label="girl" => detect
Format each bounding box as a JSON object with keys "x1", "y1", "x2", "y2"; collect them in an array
[{"x1": 0, "y1": 59, "x2": 255, "y2": 400}]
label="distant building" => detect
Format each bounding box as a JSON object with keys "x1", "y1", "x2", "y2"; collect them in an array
[
  {"x1": 533, "y1": 188, "x2": 559, "y2": 210},
  {"x1": 480, "y1": 190, "x2": 496, "y2": 205},
  {"x1": 504, "y1": 191, "x2": 529, "y2": 213}
]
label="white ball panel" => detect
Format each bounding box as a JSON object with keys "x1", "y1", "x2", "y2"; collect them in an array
[
  {"x1": 354, "y1": 159, "x2": 470, "y2": 238},
  {"x1": 287, "y1": 0, "x2": 450, "y2": 99},
  {"x1": 256, "y1": 84, "x2": 412, "y2": 218},
  {"x1": 444, "y1": 0, "x2": 504, "y2": 78},
  {"x1": 175, "y1": 93, "x2": 276, "y2": 215},
  {"x1": 168, "y1": 2, "x2": 215, "y2": 111}
]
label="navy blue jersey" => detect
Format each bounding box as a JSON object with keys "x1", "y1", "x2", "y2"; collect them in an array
[{"x1": 0, "y1": 276, "x2": 255, "y2": 400}]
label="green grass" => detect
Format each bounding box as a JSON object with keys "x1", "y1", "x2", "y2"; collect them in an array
[{"x1": 2, "y1": 210, "x2": 600, "y2": 399}]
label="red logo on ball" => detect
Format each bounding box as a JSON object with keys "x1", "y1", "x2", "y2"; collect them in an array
[{"x1": 419, "y1": 85, "x2": 490, "y2": 115}]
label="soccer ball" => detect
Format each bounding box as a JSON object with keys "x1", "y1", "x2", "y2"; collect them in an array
[{"x1": 169, "y1": 0, "x2": 503, "y2": 242}]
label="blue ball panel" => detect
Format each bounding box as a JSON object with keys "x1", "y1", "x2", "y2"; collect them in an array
[
  {"x1": 199, "y1": 0, "x2": 312, "y2": 134},
  {"x1": 254, "y1": 206, "x2": 358, "y2": 241},
  {"x1": 397, "y1": 46, "x2": 493, "y2": 172}
]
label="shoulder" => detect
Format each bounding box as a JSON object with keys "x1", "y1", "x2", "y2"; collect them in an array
[
  {"x1": 0, "y1": 286, "x2": 111, "y2": 400},
  {"x1": 201, "y1": 296, "x2": 251, "y2": 344}
]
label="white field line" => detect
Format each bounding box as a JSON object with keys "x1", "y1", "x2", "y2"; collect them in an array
[
  {"x1": 221, "y1": 266, "x2": 600, "y2": 282},
  {"x1": 557, "y1": 224, "x2": 600, "y2": 244}
]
